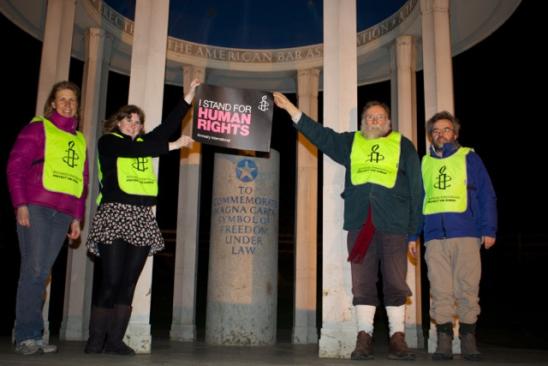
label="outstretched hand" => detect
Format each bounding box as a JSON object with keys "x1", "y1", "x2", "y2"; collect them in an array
[{"x1": 169, "y1": 134, "x2": 194, "y2": 151}]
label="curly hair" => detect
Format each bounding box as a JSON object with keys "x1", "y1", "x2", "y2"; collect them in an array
[{"x1": 426, "y1": 111, "x2": 461, "y2": 137}]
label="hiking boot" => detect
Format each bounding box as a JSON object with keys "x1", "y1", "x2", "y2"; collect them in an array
[
  {"x1": 433, "y1": 322, "x2": 453, "y2": 360},
  {"x1": 15, "y1": 339, "x2": 43, "y2": 356},
  {"x1": 350, "y1": 331, "x2": 374, "y2": 360},
  {"x1": 460, "y1": 333, "x2": 481, "y2": 361},
  {"x1": 388, "y1": 332, "x2": 415, "y2": 360}
]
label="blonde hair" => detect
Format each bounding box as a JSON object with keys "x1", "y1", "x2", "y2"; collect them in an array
[{"x1": 43, "y1": 81, "x2": 81, "y2": 118}]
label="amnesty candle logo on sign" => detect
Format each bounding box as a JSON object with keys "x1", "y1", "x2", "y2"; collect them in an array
[{"x1": 192, "y1": 84, "x2": 273, "y2": 152}]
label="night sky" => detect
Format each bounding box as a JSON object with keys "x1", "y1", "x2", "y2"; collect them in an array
[{"x1": 1, "y1": 0, "x2": 546, "y2": 348}]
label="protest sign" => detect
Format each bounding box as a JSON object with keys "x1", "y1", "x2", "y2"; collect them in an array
[{"x1": 192, "y1": 84, "x2": 273, "y2": 152}]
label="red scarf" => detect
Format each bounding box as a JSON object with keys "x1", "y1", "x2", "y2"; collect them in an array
[{"x1": 347, "y1": 206, "x2": 375, "y2": 263}]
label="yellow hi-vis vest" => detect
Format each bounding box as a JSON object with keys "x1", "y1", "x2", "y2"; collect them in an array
[
  {"x1": 110, "y1": 132, "x2": 158, "y2": 197},
  {"x1": 32, "y1": 116, "x2": 86, "y2": 198},
  {"x1": 422, "y1": 147, "x2": 472, "y2": 214},
  {"x1": 350, "y1": 131, "x2": 401, "y2": 188}
]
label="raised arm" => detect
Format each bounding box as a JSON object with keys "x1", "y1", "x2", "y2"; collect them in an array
[{"x1": 273, "y1": 92, "x2": 302, "y2": 121}]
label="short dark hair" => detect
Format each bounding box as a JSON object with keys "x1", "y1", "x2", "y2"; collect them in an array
[
  {"x1": 426, "y1": 110, "x2": 461, "y2": 136},
  {"x1": 103, "y1": 105, "x2": 146, "y2": 134}
]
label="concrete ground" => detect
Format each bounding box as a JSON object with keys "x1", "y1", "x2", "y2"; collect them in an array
[{"x1": 1, "y1": 337, "x2": 547, "y2": 366}]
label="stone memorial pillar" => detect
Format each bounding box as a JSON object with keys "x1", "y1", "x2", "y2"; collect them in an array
[{"x1": 206, "y1": 151, "x2": 279, "y2": 345}]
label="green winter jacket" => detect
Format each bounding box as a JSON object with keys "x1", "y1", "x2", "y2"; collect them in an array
[{"x1": 295, "y1": 113, "x2": 422, "y2": 237}]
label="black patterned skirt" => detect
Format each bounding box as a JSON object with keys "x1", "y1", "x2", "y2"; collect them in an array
[{"x1": 87, "y1": 202, "x2": 164, "y2": 256}]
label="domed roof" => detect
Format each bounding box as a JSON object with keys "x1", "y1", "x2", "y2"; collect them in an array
[
  {"x1": 104, "y1": 0, "x2": 407, "y2": 49},
  {"x1": 0, "y1": 0, "x2": 521, "y2": 90}
]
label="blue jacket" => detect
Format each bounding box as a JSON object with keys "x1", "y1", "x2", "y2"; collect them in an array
[{"x1": 422, "y1": 143, "x2": 497, "y2": 242}]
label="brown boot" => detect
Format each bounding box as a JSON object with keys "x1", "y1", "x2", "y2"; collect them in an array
[
  {"x1": 388, "y1": 332, "x2": 415, "y2": 360},
  {"x1": 433, "y1": 322, "x2": 453, "y2": 360},
  {"x1": 350, "y1": 331, "x2": 374, "y2": 360},
  {"x1": 460, "y1": 323, "x2": 481, "y2": 361}
]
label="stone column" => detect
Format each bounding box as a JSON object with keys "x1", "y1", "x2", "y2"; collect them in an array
[
  {"x1": 319, "y1": 0, "x2": 358, "y2": 358},
  {"x1": 126, "y1": 0, "x2": 170, "y2": 354},
  {"x1": 390, "y1": 45, "x2": 399, "y2": 132},
  {"x1": 293, "y1": 68, "x2": 320, "y2": 344},
  {"x1": 60, "y1": 27, "x2": 109, "y2": 341},
  {"x1": 420, "y1": 0, "x2": 454, "y2": 120},
  {"x1": 35, "y1": 0, "x2": 76, "y2": 115},
  {"x1": 393, "y1": 35, "x2": 423, "y2": 349},
  {"x1": 33, "y1": 0, "x2": 76, "y2": 342},
  {"x1": 206, "y1": 152, "x2": 280, "y2": 345},
  {"x1": 170, "y1": 65, "x2": 205, "y2": 342}
]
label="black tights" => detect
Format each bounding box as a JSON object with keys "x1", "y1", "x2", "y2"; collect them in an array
[{"x1": 94, "y1": 239, "x2": 149, "y2": 308}]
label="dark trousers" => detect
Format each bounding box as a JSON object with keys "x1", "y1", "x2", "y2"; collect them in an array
[
  {"x1": 347, "y1": 230, "x2": 411, "y2": 306},
  {"x1": 95, "y1": 239, "x2": 149, "y2": 308}
]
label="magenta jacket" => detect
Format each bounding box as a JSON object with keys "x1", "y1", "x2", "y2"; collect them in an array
[{"x1": 7, "y1": 111, "x2": 89, "y2": 221}]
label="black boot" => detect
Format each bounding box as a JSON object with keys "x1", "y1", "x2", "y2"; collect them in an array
[
  {"x1": 104, "y1": 305, "x2": 136, "y2": 355},
  {"x1": 84, "y1": 306, "x2": 112, "y2": 353},
  {"x1": 433, "y1": 322, "x2": 453, "y2": 360},
  {"x1": 460, "y1": 322, "x2": 481, "y2": 361}
]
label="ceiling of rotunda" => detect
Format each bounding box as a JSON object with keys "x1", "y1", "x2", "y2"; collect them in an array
[{"x1": 104, "y1": 0, "x2": 407, "y2": 49}]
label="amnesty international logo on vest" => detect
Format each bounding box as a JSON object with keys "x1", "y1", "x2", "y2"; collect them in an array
[
  {"x1": 111, "y1": 133, "x2": 158, "y2": 197},
  {"x1": 350, "y1": 131, "x2": 401, "y2": 188},
  {"x1": 33, "y1": 116, "x2": 86, "y2": 198},
  {"x1": 422, "y1": 147, "x2": 472, "y2": 214}
]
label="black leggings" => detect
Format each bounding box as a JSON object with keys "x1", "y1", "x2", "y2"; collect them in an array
[{"x1": 94, "y1": 239, "x2": 149, "y2": 308}]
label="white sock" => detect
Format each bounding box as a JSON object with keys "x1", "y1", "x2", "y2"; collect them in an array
[
  {"x1": 386, "y1": 305, "x2": 405, "y2": 336},
  {"x1": 356, "y1": 305, "x2": 376, "y2": 336}
]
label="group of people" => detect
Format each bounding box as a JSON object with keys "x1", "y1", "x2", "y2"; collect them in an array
[
  {"x1": 7, "y1": 80, "x2": 496, "y2": 361},
  {"x1": 273, "y1": 92, "x2": 496, "y2": 362},
  {"x1": 7, "y1": 79, "x2": 199, "y2": 356}
]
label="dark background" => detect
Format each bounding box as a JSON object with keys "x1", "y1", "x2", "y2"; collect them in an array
[{"x1": 1, "y1": 0, "x2": 546, "y2": 349}]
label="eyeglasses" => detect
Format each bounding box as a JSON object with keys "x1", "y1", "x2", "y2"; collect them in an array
[
  {"x1": 365, "y1": 114, "x2": 387, "y2": 122},
  {"x1": 432, "y1": 127, "x2": 454, "y2": 135}
]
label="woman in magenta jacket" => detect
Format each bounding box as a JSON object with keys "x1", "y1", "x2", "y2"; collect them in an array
[{"x1": 7, "y1": 81, "x2": 89, "y2": 356}]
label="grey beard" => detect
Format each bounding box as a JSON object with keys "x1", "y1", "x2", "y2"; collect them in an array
[{"x1": 362, "y1": 126, "x2": 389, "y2": 139}]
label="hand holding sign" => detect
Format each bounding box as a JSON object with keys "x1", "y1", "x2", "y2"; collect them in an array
[{"x1": 184, "y1": 79, "x2": 202, "y2": 104}]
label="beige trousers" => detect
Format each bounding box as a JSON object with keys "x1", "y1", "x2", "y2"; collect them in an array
[{"x1": 425, "y1": 237, "x2": 482, "y2": 324}]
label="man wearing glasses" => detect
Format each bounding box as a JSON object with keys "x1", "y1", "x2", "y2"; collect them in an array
[
  {"x1": 421, "y1": 111, "x2": 497, "y2": 361},
  {"x1": 273, "y1": 92, "x2": 421, "y2": 361}
]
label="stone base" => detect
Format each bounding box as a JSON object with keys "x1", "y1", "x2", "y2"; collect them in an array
[
  {"x1": 126, "y1": 323, "x2": 151, "y2": 354},
  {"x1": 292, "y1": 325, "x2": 318, "y2": 344},
  {"x1": 170, "y1": 323, "x2": 196, "y2": 342},
  {"x1": 405, "y1": 324, "x2": 424, "y2": 349},
  {"x1": 318, "y1": 326, "x2": 356, "y2": 358},
  {"x1": 60, "y1": 316, "x2": 87, "y2": 341}
]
